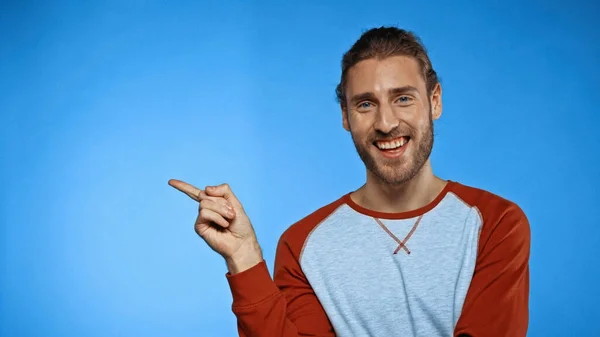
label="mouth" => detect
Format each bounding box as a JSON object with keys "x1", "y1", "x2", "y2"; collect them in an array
[{"x1": 373, "y1": 136, "x2": 410, "y2": 158}]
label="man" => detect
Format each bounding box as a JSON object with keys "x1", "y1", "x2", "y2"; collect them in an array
[{"x1": 169, "y1": 26, "x2": 530, "y2": 337}]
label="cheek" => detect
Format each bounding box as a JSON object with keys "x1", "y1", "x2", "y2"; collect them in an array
[
  {"x1": 409, "y1": 109, "x2": 432, "y2": 133},
  {"x1": 416, "y1": 117, "x2": 429, "y2": 130},
  {"x1": 348, "y1": 114, "x2": 373, "y2": 136},
  {"x1": 350, "y1": 128, "x2": 374, "y2": 149}
]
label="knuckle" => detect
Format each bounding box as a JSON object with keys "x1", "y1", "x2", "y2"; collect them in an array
[{"x1": 199, "y1": 208, "x2": 210, "y2": 219}]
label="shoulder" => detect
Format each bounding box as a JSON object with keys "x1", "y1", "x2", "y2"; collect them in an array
[
  {"x1": 449, "y1": 181, "x2": 530, "y2": 254},
  {"x1": 449, "y1": 181, "x2": 528, "y2": 223},
  {"x1": 276, "y1": 195, "x2": 348, "y2": 258}
]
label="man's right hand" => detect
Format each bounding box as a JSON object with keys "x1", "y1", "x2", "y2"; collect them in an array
[{"x1": 168, "y1": 179, "x2": 263, "y2": 274}]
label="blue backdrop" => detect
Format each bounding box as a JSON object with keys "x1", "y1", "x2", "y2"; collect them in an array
[{"x1": 1, "y1": 1, "x2": 598, "y2": 336}]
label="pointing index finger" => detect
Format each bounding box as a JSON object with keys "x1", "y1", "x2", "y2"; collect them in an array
[{"x1": 168, "y1": 179, "x2": 202, "y2": 202}]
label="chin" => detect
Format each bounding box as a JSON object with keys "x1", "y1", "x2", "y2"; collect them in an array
[{"x1": 372, "y1": 163, "x2": 416, "y2": 185}]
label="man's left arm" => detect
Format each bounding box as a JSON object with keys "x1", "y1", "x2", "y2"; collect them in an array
[{"x1": 454, "y1": 204, "x2": 531, "y2": 337}]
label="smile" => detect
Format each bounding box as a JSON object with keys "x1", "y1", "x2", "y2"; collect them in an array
[{"x1": 373, "y1": 136, "x2": 410, "y2": 158}]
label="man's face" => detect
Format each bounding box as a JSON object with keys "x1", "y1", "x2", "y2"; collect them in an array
[{"x1": 342, "y1": 56, "x2": 442, "y2": 185}]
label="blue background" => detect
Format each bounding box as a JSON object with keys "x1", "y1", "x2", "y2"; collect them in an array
[{"x1": 1, "y1": 1, "x2": 598, "y2": 336}]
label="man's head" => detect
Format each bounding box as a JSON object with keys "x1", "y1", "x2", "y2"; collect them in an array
[{"x1": 337, "y1": 27, "x2": 442, "y2": 186}]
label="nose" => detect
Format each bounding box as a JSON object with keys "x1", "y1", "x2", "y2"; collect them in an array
[{"x1": 374, "y1": 102, "x2": 399, "y2": 134}]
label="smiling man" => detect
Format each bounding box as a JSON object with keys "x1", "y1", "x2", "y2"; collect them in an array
[{"x1": 170, "y1": 26, "x2": 530, "y2": 337}]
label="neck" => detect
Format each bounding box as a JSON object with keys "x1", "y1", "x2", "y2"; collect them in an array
[{"x1": 351, "y1": 160, "x2": 447, "y2": 214}]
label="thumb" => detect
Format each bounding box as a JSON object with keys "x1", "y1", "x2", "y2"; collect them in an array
[{"x1": 205, "y1": 183, "x2": 243, "y2": 208}]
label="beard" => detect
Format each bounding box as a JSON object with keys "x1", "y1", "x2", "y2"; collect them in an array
[{"x1": 350, "y1": 113, "x2": 434, "y2": 186}]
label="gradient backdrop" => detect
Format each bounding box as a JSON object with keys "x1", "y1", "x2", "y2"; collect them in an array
[{"x1": 1, "y1": 1, "x2": 599, "y2": 336}]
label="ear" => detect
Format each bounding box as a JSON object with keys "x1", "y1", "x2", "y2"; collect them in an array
[
  {"x1": 341, "y1": 104, "x2": 350, "y2": 131},
  {"x1": 430, "y1": 83, "x2": 443, "y2": 120}
]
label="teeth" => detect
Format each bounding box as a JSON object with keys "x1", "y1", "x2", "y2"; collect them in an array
[{"x1": 376, "y1": 137, "x2": 408, "y2": 150}]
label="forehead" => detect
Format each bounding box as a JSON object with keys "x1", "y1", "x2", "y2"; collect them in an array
[{"x1": 346, "y1": 56, "x2": 425, "y2": 96}]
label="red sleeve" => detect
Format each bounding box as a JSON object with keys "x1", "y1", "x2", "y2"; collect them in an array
[
  {"x1": 225, "y1": 239, "x2": 335, "y2": 336},
  {"x1": 226, "y1": 200, "x2": 343, "y2": 337},
  {"x1": 454, "y1": 203, "x2": 531, "y2": 337}
]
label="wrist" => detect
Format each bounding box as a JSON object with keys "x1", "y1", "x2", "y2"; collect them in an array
[{"x1": 226, "y1": 241, "x2": 263, "y2": 275}]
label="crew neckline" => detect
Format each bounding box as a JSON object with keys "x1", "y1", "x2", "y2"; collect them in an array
[{"x1": 343, "y1": 180, "x2": 456, "y2": 220}]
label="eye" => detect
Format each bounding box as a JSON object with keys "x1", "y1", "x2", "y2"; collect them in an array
[
  {"x1": 356, "y1": 101, "x2": 375, "y2": 112},
  {"x1": 396, "y1": 96, "x2": 413, "y2": 105}
]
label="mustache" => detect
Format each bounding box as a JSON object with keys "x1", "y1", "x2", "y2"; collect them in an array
[{"x1": 367, "y1": 129, "x2": 413, "y2": 142}]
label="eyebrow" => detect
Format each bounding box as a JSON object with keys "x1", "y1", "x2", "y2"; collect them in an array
[{"x1": 349, "y1": 85, "x2": 420, "y2": 105}]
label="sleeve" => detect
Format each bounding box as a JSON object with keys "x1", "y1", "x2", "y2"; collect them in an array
[
  {"x1": 454, "y1": 204, "x2": 531, "y2": 337},
  {"x1": 226, "y1": 235, "x2": 336, "y2": 337}
]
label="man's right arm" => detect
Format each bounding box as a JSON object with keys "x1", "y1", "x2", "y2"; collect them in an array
[
  {"x1": 168, "y1": 180, "x2": 334, "y2": 336},
  {"x1": 226, "y1": 235, "x2": 336, "y2": 337}
]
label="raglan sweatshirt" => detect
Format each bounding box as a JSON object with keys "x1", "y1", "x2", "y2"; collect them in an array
[{"x1": 225, "y1": 180, "x2": 530, "y2": 337}]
